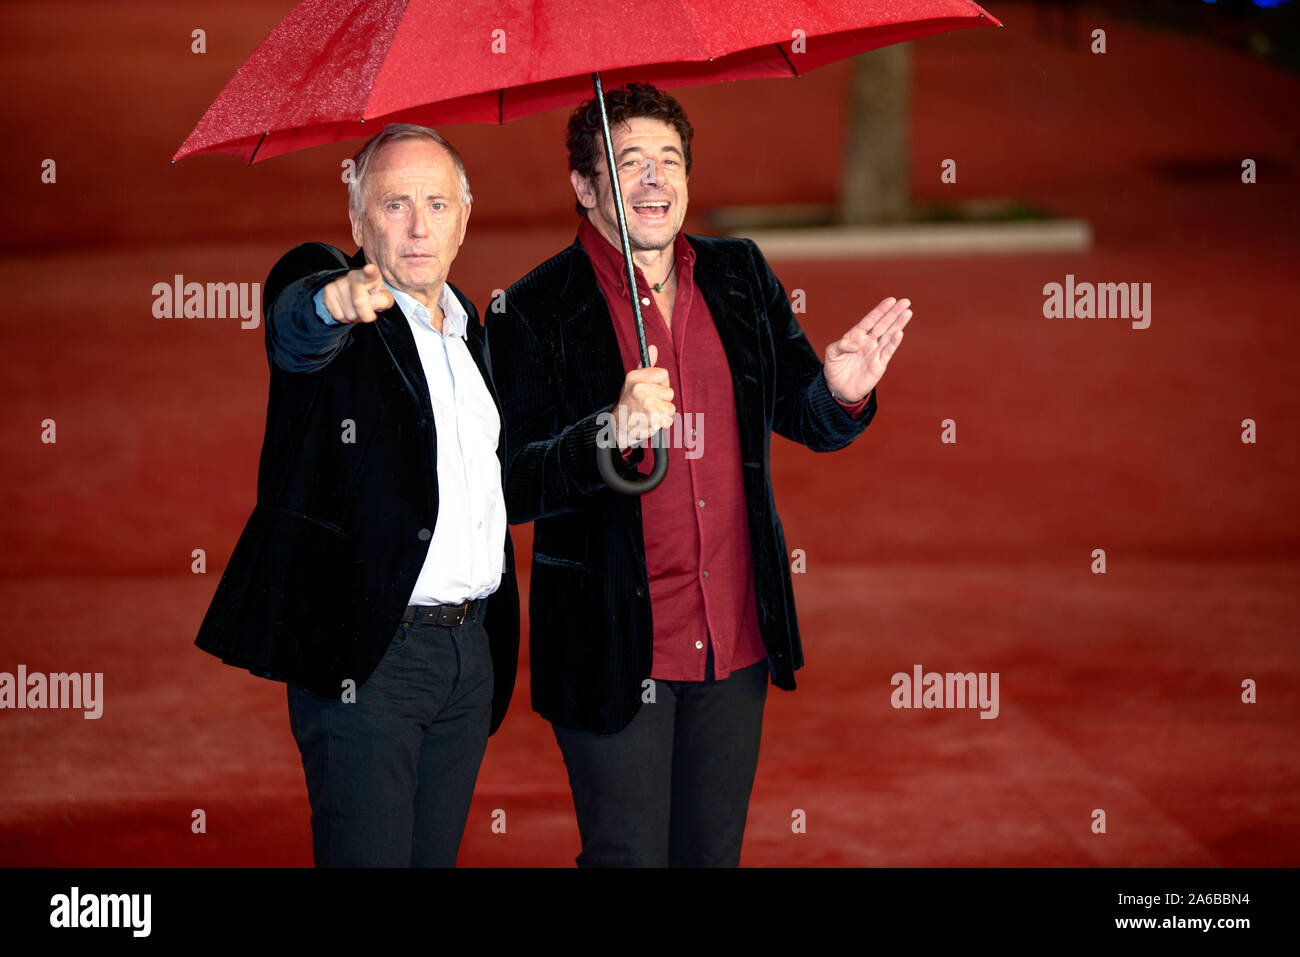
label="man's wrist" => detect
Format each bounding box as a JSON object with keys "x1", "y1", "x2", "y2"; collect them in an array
[
  {"x1": 826, "y1": 378, "x2": 867, "y2": 405},
  {"x1": 313, "y1": 287, "x2": 339, "y2": 326},
  {"x1": 828, "y1": 381, "x2": 872, "y2": 419}
]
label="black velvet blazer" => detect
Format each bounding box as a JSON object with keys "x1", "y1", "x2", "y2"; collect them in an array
[
  {"x1": 490, "y1": 233, "x2": 875, "y2": 734},
  {"x1": 195, "y1": 243, "x2": 520, "y2": 735}
]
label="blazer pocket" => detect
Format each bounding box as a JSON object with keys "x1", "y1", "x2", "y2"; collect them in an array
[
  {"x1": 258, "y1": 503, "x2": 349, "y2": 538},
  {"x1": 533, "y1": 552, "x2": 592, "y2": 574}
]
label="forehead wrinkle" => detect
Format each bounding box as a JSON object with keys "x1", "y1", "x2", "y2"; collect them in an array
[
  {"x1": 372, "y1": 166, "x2": 455, "y2": 184},
  {"x1": 367, "y1": 171, "x2": 458, "y2": 203}
]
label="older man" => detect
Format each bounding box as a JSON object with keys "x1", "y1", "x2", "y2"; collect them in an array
[
  {"x1": 490, "y1": 83, "x2": 910, "y2": 867},
  {"x1": 195, "y1": 124, "x2": 519, "y2": 867}
]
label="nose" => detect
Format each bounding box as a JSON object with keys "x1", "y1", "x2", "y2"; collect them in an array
[{"x1": 408, "y1": 204, "x2": 430, "y2": 237}]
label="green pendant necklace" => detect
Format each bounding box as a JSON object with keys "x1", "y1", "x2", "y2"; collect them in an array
[{"x1": 651, "y1": 259, "x2": 677, "y2": 294}]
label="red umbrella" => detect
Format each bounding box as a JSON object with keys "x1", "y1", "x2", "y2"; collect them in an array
[
  {"x1": 175, "y1": 0, "x2": 998, "y2": 164},
  {"x1": 174, "y1": 0, "x2": 1000, "y2": 491}
]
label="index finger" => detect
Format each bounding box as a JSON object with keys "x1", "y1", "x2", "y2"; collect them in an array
[{"x1": 356, "y1": 263, "x2": 386, "y2": 291}]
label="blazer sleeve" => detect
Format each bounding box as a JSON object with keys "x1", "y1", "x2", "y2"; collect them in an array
[
  {"x1": 487, "y1": 298, "x2": 643, "y2": 524},
  {"x1": 264, "y1": 242, "x2": 357, "y2": 374},
  {"x1": 745, "y1": 239, "x2": 877, "y2": 451}
]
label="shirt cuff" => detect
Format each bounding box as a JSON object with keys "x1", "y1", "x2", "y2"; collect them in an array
[
  {"x1": 834, "y1": 390, "x2": 872, "y2": 419},
  {"x1": 313, "y1": 288, "x2": 339, "y2": 326}
]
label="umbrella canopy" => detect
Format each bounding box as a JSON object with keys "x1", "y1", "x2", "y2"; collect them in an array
[{"x1": 174, "y1": 0, "x2": 999, "y2": 164}]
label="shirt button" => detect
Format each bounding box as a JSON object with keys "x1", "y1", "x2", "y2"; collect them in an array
[
  {"x1": 641, "y1": 297, "x2": 650, "y2": 306},
  {"x1": 417, "y1": 528, "x2": 432, "y2": 541},
  {"x1": 690, "y1": 428, "x2": 697, "y2": 438},
  {"x1": 476, "y1": 521, "x2": 483, "y2": 529},
  {"x1": 460, "y1": 397, "x2": 465, "y2": 405},
  {"x1": 694, "y1": 640, "x2": 704, "y2": 650},
  {"x1": 702, "y1": 569, "x2": 709, "y2": 578},
  {"x1": 698, "y1": 499, "x2": 706, "y2": 508}
]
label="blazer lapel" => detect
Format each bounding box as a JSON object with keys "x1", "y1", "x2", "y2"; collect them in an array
[
  {"x1": 373, "y1": 305, "x2": 433, "y2": 421},
  {"x1": 559, "y1": 240, "x2": 628, "y2": 409},
  {"x1": 348, "y1": 246, "x2": 433, "y2": 423},
  {"x1": 689, "y1": 236, "x2": 766, "y2": 462}
]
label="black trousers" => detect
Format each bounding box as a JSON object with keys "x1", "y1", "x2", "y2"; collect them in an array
[
  {"x1": 286, "y1": 602, "x2": 493, "y2": 867},
  {"x1": 552, "y1": 656, "x2": 769, "y2": 867}
]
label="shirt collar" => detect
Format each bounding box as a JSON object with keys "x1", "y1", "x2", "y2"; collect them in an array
[{"x1": 387, "y1": 281, "x2": 468, "y2": 340}]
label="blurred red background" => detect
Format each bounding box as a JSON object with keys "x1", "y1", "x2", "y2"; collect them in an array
[{"x1": 0, "y1": 1, "x2": 1295, "y2": 866}]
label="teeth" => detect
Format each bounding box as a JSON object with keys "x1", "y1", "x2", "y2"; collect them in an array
[{"x1": 634, "y1": 202, "x2": 668, "y2": 208}]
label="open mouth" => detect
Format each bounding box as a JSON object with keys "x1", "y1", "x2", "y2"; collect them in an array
[{"x1": 631, "y1": 200, "x2": 670, "y2": 221}]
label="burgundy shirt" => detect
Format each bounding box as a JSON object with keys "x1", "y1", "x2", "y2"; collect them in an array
[{"x1": 578, "y1": 219, "x2": 866, "y2": 682}]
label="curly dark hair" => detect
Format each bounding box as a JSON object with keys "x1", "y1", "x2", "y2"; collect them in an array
[{"x1": 566, "y1": 82, "x2": 694, "y2": 217}]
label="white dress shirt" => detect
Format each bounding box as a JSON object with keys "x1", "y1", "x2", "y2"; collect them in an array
[{"x1": 315, "y1": 281, "x2": 506, "y2": 605}]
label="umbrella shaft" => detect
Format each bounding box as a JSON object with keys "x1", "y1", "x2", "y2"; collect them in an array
[{"x1": 592, "y1": 72, "x2": 651, "y2": 369}]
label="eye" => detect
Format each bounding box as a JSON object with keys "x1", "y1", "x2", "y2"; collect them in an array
[{"x1": 431, "y1": 202, "x2": 445, "y2": 210}]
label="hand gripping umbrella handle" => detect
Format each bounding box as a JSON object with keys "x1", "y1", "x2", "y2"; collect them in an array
[{"x1": 597, "y1": 429, "x2": 669, "y2": 495}]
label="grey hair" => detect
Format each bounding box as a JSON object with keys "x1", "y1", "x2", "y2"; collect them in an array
[{"x1": 347, "y1": 123, "x2": 473, "y2": 215}]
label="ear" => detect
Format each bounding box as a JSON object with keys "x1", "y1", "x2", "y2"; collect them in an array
[
  {"x1": 457, "y1": 202, "x2": 471, "y2": 245},
  {"x1": 349, "y1": 208, "x2": 364, "y2": 250},
  {"x1": 570, "y1": 169, "x2": 598, "y2": 212}
]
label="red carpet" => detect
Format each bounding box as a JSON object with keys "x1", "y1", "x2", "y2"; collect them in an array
[{"x1": 0, "y1": 2, "x2": 1296, "y2": 866}]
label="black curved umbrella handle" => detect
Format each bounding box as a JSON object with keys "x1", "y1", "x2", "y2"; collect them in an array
[{"x1": 597, "y1": 432, "x2": 668, "y2": 495}]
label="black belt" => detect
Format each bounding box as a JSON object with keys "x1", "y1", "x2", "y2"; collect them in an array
[{"x1": 401, "y1": 599, "x2": 481, "y2": 627}]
